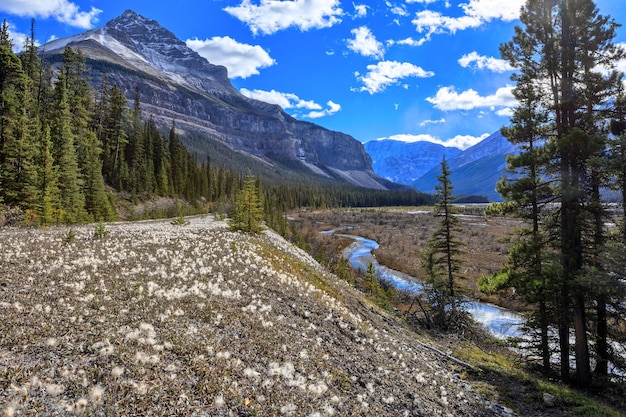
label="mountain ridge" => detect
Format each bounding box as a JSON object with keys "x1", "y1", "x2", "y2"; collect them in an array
[
  {"x1": 42, "y1": 10, "x2": 393, "y2": 190},
  {"x1": 364, "y1": 139, "x2": 463, "y2": 185},
  {"x1": 412, "y1": 131, "x2": 517, "y2": 201},
  {"x1": 363, "y1": 132, "x2": 518, "y2": 201}
]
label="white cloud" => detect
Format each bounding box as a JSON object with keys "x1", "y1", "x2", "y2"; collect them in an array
[
  {"x1": 224, "y1": 0, "x2": 343, "y2": 35},
  {"x1": 419, "y1": 118, "x2": 446, "y2": 127},
  {"x1": 353, "y1": 3, "x2": 368, "y2": 18},
  {"x1": 186, "y1": 36, "x2": 275, "y2": 79},
  {"x1": 376, "y1": 132, "x2": 489, "y2": 150},
  {"x1": 616, "y1": 44, "x2": 626, "y2": 74},
  {"x1": 4, "y1": 23, "x2": 30, "y2": 52},
  {"x1": 411, "y1": 0, "x2": 525, "y2": 44},
  {"x1": 240, "y1": 88, "x2": 340, "y2": 118},
  {"x1": 388, "y1": 3, "x2": 408, "y2": 17},
  {"x1": 354, "y1": 60, "x2": 435, "y2": 94},
  {"x1": 426, "y1": 85, "x2": 516, "y2": 111},
  {"x1": 306, "y1": 100, "x2": 342, "y2": 118},
  {"x1": 496, "y1": 107, "x2": 514, "y2": 117},
  {"x1": 387, "y1": 37, "x2": 428, "y2": 47},
  {"x1": 446, "y1": 133, "x2": 491, "y2": 149},
  {"x1": 458, "y1": 51, "x2": 514, "y2": 72},
  {"x1": 0, "y1": 0, "x2": 101, "y2": 29},
  {"x1": 347, "y1": 26, "x2": 384, "y2": 59},
  {"x1": 460, "y1": 0, "x2": 524, "y2": 22}
]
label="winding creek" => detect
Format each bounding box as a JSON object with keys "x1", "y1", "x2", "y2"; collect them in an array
[
  {"x1": 321, "y1": 226, "x2": 625, "y2": 377},
  {"x1": 330, "y1": 231, "x2": 525, "y2": 339}
]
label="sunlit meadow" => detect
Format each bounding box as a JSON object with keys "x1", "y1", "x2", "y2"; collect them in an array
[{"x1": 0, "y1": 215, "x2": 487, "y2": 416}]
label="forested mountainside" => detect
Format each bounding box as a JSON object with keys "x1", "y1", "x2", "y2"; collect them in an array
[
  {"x1": 41, "y1": 10, "x2": 392, "y2": 190},
  {"x1": 0, "y1": 20, "x2": 431, "y2": 226}
]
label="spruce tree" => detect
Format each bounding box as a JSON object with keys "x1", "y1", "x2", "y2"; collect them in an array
[
  {"x1": 423, "y1": 157, "x2": 465, "y2": 330},
  {"x1": 0, "y1": 21, "x2": 38, "y2": 208},
  {"x1": 229, "y1": 173, "x2": 264, "y2": 234},
  {"x1": 483, "y1": 18, "x2": 561, "y2": 372},
  {"x1": 49, "y1": 71, "x2": 85, "y2": 223},
  {"x1": 35, "y1": 126, "x2": 59, "y2": 224}
]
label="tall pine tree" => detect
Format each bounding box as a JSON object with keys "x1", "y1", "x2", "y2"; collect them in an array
[
  {"x1": 498, "y1": 0, "x2": 624, "y2": 386},
  {"x1": 423, "y1": 157, "x2": 465, "y2": 330}
]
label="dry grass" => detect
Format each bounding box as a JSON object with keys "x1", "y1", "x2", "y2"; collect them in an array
[{"x1": 290, "y1": 207, "x2": 529, "y2": 311}]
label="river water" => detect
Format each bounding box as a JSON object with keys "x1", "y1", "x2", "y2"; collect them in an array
[
  {"x1": 326, "y1": 229, "x2": 626, "y2": 378},
  {"x1": 335, "y1": 232, "x2": 525, "y2": 339}
]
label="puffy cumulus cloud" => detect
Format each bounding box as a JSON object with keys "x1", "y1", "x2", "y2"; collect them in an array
[
  {"x1": 426, "y1": 85, "x2": 516, "y2": 111},
  {"x1": 224, "y1": 0, "x2": 343, "y2": 35},
  {"x1": 445, "y1": 133, "x2": 491, "y2": 149},
  {"x1": 0, "y1": 0, "x2": 101, "y2": 29},
  {"x1": 353, "y1": 3, "x2": 368, "y2": 18},
  {"x1": 496, "y1": 107, "x2": 514, "y2": 117},
  {"x1": 240, "y1": 88, "x2": 341, "y2": 119},
  {"x1": 376, "y1": 132, "x2": 489, "y2": 150},
  {"x1": 458, "y1": 52, "x2": 515, "y2": 72},
  {"x1": 186, "y1": 36, "x2": 275, "y2": 79},
  {"x1": 354, "y1": 60, "x2": 434, "y2": 94},
  {"x1": 411, "y1": 0, "x2": 525, "y2": 44},
  {"x1": 347, "y1": 26, "x2": 384, "y2": 59},
  {"x1": 460, "y1": 0, "x2": 524, "y2": 22}
]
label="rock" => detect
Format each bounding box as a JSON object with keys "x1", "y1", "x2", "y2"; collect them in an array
[{"x1": 543, "y1": 392, "x2": 558, "y2": 407}]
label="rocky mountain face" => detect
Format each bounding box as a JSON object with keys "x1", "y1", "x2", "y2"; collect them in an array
[
  {"x1": 364, "y1": 139, "x2": 462, "y2": 185},
  {"x1": 43, "y1": 10, "x2": 388, "y2": 190},
  {"x1": 412, "y1": 131, "x2": 518, "y2": 201}
]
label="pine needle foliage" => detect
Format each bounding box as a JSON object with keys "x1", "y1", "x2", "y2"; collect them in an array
[
  {"x1": 422, "y1": 157, "x2": 467, "y2": 330},
  {"x1": 229, "y1": 173, "x2": 264, "y2": 234}
]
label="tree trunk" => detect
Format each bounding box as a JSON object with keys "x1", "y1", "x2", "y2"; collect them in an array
[
  {"x1": 595, "y1": 297, "x2": 608, "y2": 377},
  {"x1": 539, "y1": 301, "x2": 551, "y2": 373},
  {"x1": 559, "y1": 284, "x2": 570, "y2": 384},
  {"x1": 573, "y1": 293, "x2": 591, "y2": 387}
]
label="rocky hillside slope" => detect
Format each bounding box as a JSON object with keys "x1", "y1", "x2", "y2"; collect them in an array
[
  {"x1": 42, "y1": 10, "x2": 388, "y2": 190},
  {"x1": 0, "y1": 216, "x2": 498, "y2": 416}
]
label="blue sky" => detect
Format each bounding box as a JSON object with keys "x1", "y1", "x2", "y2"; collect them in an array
[{"x1": 2, "y1": 0, "x2": 625, "y2": 149}]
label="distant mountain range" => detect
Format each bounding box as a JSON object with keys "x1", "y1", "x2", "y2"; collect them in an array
[
  {"x1": 366, "y1": 131, "x2": 517, "y2": 201},
  {"x1": 42, "y1": 10, "x2": 398, "y2": 190},
  {"x1": 364, "y1": 140, "x2": 462, "y2": 185}
]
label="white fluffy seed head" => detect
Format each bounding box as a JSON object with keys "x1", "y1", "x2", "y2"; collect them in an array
[
  {"x1": 73, "y1": 398, "x2": 88, "y2": 414},
  {"x1": 89, "y1": 385, "x2": 104, "y2": 403},
  {"x1": 111, "y1": 366, "x2": 124, "y2": 379},
  {"x1": 45, "y1": 384, "x2": 65, "y2": 396}
]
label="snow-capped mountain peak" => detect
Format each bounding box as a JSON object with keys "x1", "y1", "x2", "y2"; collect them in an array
[{"x1": 43, "y1": 9, "x2": 234, "y2": 95}]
